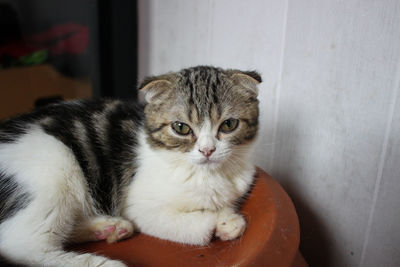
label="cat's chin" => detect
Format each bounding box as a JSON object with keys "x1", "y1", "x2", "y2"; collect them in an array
[{"x1": 193, "y1": 158, "x2": 222, "y2": 170}]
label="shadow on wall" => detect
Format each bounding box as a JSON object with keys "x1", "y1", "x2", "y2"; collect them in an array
[
  {"x1": 285, "y1": 182, "x2": 333, "y2": 267},
  {"x1": 273, "y1": 120, "x2": 334, "y2": 267}
]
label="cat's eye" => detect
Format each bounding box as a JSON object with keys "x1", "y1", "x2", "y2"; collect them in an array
[
  {"x1": 219, "y1": 119, "x2": 239, "y2": 133},
  {"x1": 171, "y1": 122, "x2": 192, "y2": 135}
]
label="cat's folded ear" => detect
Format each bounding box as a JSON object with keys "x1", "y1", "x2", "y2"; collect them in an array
[
  {"x1": 139, "y1": 76, "x2": 173, "y2": 103},
  {"x1": 229, "y1": 70, "x2": 262, "y2": 96}
]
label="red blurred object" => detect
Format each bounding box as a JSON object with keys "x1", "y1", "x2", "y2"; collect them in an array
[{"x1": 0, "y1": 23, "x2": 89, "y2": 62}]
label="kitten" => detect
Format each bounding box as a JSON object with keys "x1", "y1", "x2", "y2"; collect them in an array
[{"x1": 0, "y1": 66, "x2": 261, "y2": 266}]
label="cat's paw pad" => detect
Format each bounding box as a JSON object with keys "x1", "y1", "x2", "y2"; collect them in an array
[
  {"x1": 215, "y1": 213, "x2": 246, "y2": 241},
  {"x1": 92, "y1": 217, "x2": 134, "y2": 243}
]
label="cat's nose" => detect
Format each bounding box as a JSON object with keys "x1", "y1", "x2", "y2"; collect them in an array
[{"x1": 199, "y1": 147, "x2": 216, "y2": 158}]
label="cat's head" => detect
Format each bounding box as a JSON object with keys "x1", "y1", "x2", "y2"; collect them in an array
[{"x1": 140, "y1": 66, "x2": 261, "y2": 170}]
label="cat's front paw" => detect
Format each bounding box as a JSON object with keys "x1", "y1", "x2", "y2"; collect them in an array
[
  {"x1": 215, "y1": 213, "x2": 246, "y2": 241},
  {"x1": 92, "y1": 217, "x2": 134, "y2": 243}
]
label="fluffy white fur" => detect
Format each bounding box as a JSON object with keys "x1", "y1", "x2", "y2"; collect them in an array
[{"x1": 0, "y1": 120, "x2": 256, "y2": 266}]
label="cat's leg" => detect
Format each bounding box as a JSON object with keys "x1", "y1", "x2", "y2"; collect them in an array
[
  {"x1": 0, "y1": 128, "x2": 127, "y2": 266},
  {"x1": 0, "y1": 193, "x2": 127, "y2": 267},
  {"x1": 215, "y1": 207, "x2": 247, "y2": 241},
  {"x1": 71, "y1": 216, "x2": 134, "y2": 243},
  {"x1": 129, "y1": 209, "x2": 217, "y2": 246}
]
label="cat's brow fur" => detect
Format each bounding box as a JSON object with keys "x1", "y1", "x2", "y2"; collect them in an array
[{"x1": 0, "y1": 66, "x2": 261, "y2": 266}]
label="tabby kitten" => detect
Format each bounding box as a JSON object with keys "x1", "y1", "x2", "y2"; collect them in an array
[{"x1": 0, "y1": 66, "x2": 261, "y2": 266}]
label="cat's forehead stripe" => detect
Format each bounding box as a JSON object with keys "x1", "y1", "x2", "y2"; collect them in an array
[{"x1": 180, "y1": 67, "x2": 223, "y2": 119}]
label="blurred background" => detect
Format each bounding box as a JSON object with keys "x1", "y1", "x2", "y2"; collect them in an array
[
  {"x1": 1, "y1": 0, "x2": 400, "y2": 266},
  {"x1": 0, "y1": 0, "x2": 137, "y2": 119}
]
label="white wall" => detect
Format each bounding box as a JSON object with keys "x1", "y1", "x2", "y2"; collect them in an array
[{"x1": 138, "y1": 1, "x2": 400, "y2": 266}]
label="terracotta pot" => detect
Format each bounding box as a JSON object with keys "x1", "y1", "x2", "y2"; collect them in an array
[{"x1": 72, "y1": 168, "x2": 307, "y2": 267}]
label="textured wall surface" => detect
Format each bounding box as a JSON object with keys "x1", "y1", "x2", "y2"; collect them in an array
[{"x1": 138, "y1": 1, "x2": 400, "y2": 266}]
